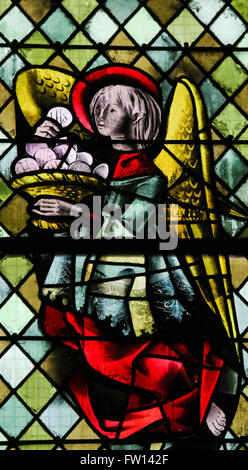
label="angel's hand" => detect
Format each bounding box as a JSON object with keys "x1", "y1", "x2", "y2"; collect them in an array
[
  {"x1": 31, "y1": 198, "x2": 82, "y2": 217},
  {"x1": 34, "y1": 119, "x2": 62, "y2": 138}
]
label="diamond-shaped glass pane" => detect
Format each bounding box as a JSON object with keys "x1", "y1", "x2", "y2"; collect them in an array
[
  {"x1": 0, "y1": 0, "x2": 11, "y2": 16},
  {"x1": 234, "y1": 34, "x2": 248, "y2": 70},
  {"x1": 19, "y1": 338, "x2": 52, "y2": 363},
  {"x1": 160, "y1": 78, "x2": 173, "y2": 108},
  {"x1": 0, "y1": 177, "x2": 12, "y2": 207},
  {"x1": 0, "y1": 146, "x2": 18, "y2": 180},
  {"x1": 133, "y1": 55, "x2": 161, "y2": 81},
  {"x1": 0, "y1": 143, "x2": 11, "y2": 157},
  {"x1": 0, "y1": 275, "x2": 11, "y2": 305},
  {"x1": 0, "y1": 344, "x2": 33, "y2": 387},
  {"x1": 19, "y1": 0, "x2": 52, "y2": 23},
  {"x1": 62, "y1": 0, "x2": 98, "y2": 24},
  {"x1": 124, "y1": 7, "x2": 161, "y2": 45},
  {"x1": 20, "y1": 46, "x2": 54, "y2": 66},
  {"x1": 212, "y1": 57, "x2": 247, "y2": 96},
  {"x1": 41, "y1": 8, "x2": 76, "y2": 43},
  {"x1": 40, "y1": 395, "x2": 79, "y2": 437},
  {"x1": 105, "y1": 0, "x2": 139, "y2": 23},
  {"x1": 167, "y1": 8, "x2": 204, "y2": 46},
  {"x1": 213, "y1": 103, "x2": 247, "y2": 138},
  {"x1": 221, "y1": 215, "x2": 246, "y2": 238},
  {"x1": 147, "y1": 32, "x2": 181, "y2": 72},
  {"x1": 234, "y1": 292, "x2": 248, "y2": 334},
  {"x1": 17, "y1": 369, "x2": 56, "y2": 413},
  {"x1": 0, "y1": 255, "x2": 33, "y2": 287},
  {"x1": 0, "y1": 293, "x2": 34, "y2": 335},
  {"x1": 200, "y1": 78, "x2": 226, "y2": 117},
  {"x1": 0, "y1": 430, "x2": 7, "y2": 446},
  {"x1": 0, "y1": 395, "x2": 33, "y2": 438},
  {"x1": 0, "y1": 226, "x2": 9, "y2": 238},
  {"x1": 234, "y1": 128, "x2": 248, "y2": 161},
  {"x1": 86, "y1": 54, "x2": 110, "y2": 71},
  {"x1": 231, "y1": 0, "x2": 248, "y2": 23},
  {"x1": 210, "y1": 7, "x2": 246, "y2": 45},
  {"x1": 188, "y1": 0, "x2": 225, "y2": 24},
  {"x1": 107, "y1": 30, "x2": 139, "y2": 64},
  {"x1": 239, "y1": 281, "x2": 248, "y2": 308},
  {"x1": 0, "y1": 6, "x2": 33, "y2": 42},
  {"x1": 19, "y1": 421, "x2": 54, "y2": 450},
  {"x1": 215, "y1": 149, "x2": 248, "y2": 189},
  {"x1": 0, "y1": 47, "x2": 10, "y2": 64},
  {"x1": 235, "y1": 179, "x2": 248, "y2": 208},
  {"x1": 146, "y1": 0, "x2": 183, "y2": 25},
  {"x1": 19, "y1": 320, "x2": 52, "y2": 362},
  {"x1": 0, "y1": 54, "x2": 25, "y2": 88},
  {"x1": 84, "y1": 9, "x2": 118, "y2": 43}
]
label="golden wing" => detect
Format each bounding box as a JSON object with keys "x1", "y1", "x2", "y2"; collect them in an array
[
  {"x1": 154, "y1": 77, "x2": 242, "y2": 361},
  {"x1": 15, "y1": 67, "x2": 91, "y2": 141}
]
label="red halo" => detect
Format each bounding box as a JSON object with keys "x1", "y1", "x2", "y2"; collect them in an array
[{"x1": 71, "y1": 65, "x2": 161, "y2": 133}]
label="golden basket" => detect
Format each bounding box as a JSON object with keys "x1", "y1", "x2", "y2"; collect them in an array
[{"x1": 11, "y1": 171, "x2": 108, "y2": 231}]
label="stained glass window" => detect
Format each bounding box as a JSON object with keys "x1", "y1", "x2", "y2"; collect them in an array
[{"x1": 0, "y1": 0, "x2": 247, "y2": 458}]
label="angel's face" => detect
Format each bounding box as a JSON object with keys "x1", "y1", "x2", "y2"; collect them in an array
[{"x1": 93, "y1": 93, "x2": 130, "y2": 140}]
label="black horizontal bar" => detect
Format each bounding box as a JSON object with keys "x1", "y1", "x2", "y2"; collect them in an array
[
  {"x1": 1, "y1": 139, "x2": 248, "y2": 144},
  {"x1": 1, "y1": 43, "x2": 248, "y2": 51},
  {"x1": 1, "y1": 237, "x2": 248, "y2": 254}
]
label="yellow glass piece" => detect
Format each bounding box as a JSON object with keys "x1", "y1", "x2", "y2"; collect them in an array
[
  {"x1": 129, "y1": 300, "x2": 155, "y2": 336},
  {"x1": 218, "y1": 254, "x2": 228, "y2": 275},
  {"x1": 65, "y1": 443, "x2": 101, "y2": 450},
  {"x1": 227, "y1": 298, "x2": 239, "y2": 343},
  {"x1": 231, "y1": 396, "x2": 248, "y2": 437},
  {"x1": 0, "y1": 194, "x2": 29, "y2": 235},
  {"x1": 42, "y1": 287, "x2": 70, "y2": 305},
  {"x1": 0, "y1": 99, "x2": 16, "y2": 138},
  {"x1": 18, "y1": 272, "x2": 41, "y2": 312},
  {"x1": 84, "y1": 263, "x2": 94, "y2": 282},
  {"x1": 0, "y1": 81, "x2": 11, "y2": 108},
  {"x1": 48, "y1": 55, "x2": 74, "y2": 71},
  {"x1": 134, "y1": 56, "x2": 162, "y2": 81},
  {"x1": 0, "y1": 377, "x2": 10, "y2": 404},
  {"x1": 154, "y1": 79, "x2": 196, "y2": 188},
  {"x1": 150, "y1": 443, "x2": 163, "y2": 450},
  {"x1": 107, "y1": 31, "x2": 139, "y2": 64},
  {"x1": 229, "y1": 256, "x2": 248, "y2": 288},
  {"x1": 202, "y1": 255, "x2": 218, "y2": 275},
  {"x1": 66, "y1": 419, "x2": 100, "y2": 440},
  {"x1": 129, "y1": 276, "x2": 146, "y2": 297},
  {"x1": 188, "y1": 265, "x2": 200, "y2": 277},
  {"x1": 11, "y1": 171, "x2": 104, "y2": 202}
]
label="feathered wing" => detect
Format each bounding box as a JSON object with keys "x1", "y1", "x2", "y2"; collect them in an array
[
  {"x1": 15, "y1": 67, "x2": 91, "y2": 141},
  {"x1": 154, "y1": 77, "x2": 242, "y2": 360}
]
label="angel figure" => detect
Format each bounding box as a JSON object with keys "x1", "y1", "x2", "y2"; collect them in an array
[{"x1": 12, "y1": 65, "x2": 244, "y2": 448}]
